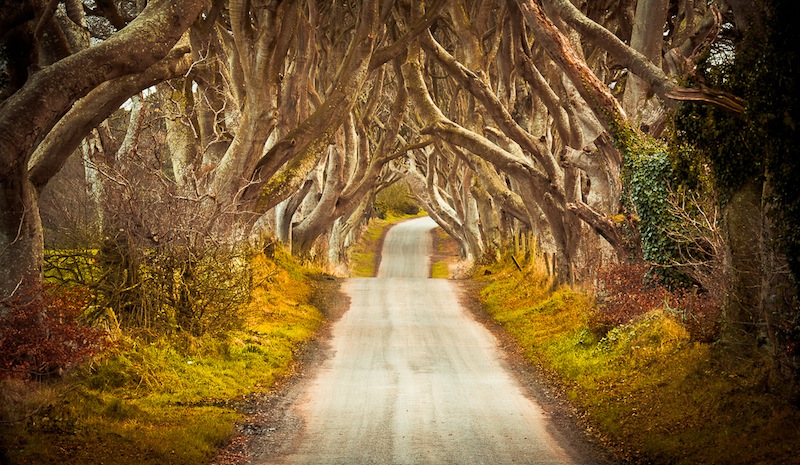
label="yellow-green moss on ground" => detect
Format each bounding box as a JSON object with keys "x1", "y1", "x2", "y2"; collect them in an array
[
  {"x1": 476, "y1": 257, "x2": 800, "y2": 465},
  {"x1": 1, "y1": 247, "x2": 325, "y2": 465}
]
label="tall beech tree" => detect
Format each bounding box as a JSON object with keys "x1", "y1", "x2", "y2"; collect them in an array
[{"x1": 0, "y1": 0, "x2": 207, "y2": 299}]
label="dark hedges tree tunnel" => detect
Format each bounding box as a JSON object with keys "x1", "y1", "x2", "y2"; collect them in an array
[{"x1": 1, "y1": 0, "x2": 798, "y2": 386}]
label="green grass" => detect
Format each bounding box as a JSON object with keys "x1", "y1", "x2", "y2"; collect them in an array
[
  {"x1": 1, "y1": 248, "x2": 324, "y2": 465},
  {"x1": 430, "y1": 227, "x2": 459, "y2": 279},
  {"x1": 430, "y1": 261, "x2": 449, "y2": 278},
  {"x1": 476, "y1": 257, "x2": 800, "y2": 464}
]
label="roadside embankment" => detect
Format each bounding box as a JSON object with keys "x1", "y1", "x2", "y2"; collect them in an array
[
  {"x1": 1, "y1": 247, "x2": 326, "y2": 465},
  {"x1": 475, "y1": 256, "x2": 800, "y2": 464}
]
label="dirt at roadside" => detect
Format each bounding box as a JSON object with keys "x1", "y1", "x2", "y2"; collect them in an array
[{"x1": 211, "y1": 275, "x2": 350, "y2": 465}]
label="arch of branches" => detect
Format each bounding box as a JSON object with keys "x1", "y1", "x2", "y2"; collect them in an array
[{"x1": 0, "y1": 0, "x2": 757, "y2": 293}]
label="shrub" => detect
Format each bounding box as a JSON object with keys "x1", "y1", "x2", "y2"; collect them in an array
[
  {"x1": 593, "y1": 262, "x2": 666, "y2": 332},
  {"x1": 45, "y1": 241, "x2": 252, "y2": 337},
  {"x1": 666, "y1": 289, "x2": 721, "y2": 343},
  {"x1": 593, "y1": 261, "x2": 720, "y2": 342},
  {"x1": 0, "y1": 285, "x2": 104, "y2": 381}
]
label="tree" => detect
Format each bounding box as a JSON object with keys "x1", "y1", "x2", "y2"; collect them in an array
[
  {"x1": 675, "y1": 0, "x2": 800, "y2": 389},
  {"x1": 0, "y1": 0, "x2": 206, "y2": 299}
]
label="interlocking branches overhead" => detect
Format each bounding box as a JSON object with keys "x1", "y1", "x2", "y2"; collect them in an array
[{"x1": 0, "y1": 0, "x2": 755, "y2": 293}]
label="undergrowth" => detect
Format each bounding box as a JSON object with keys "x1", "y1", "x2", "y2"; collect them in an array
[
  {"x1": 0, "y1": 285, "x2": 104, "y2": 381},
  {"x1": 0, "y1": 246, "x2": 324, "y2": 465},
  {"x1": 430, "y1": 261, "x2": 450, "y2": 279},
  {"x1": 476, "y1": 256, "x2": 800, "y2": 464}
]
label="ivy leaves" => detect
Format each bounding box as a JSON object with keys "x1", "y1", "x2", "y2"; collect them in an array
[
  {"x1": 623, "y1": 147, "x2": 689, "y2": 286},
  {"x1": 626, "y1": 150, "x2": 673, "y2": 260}
]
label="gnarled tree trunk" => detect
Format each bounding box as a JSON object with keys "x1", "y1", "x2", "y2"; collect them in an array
[{"x1": 0, "y1": 0, "x2": 206, "y2": 299}]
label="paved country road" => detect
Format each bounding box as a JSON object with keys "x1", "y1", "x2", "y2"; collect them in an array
[{"x1": 261, "y1": 216, "x2": 601, "y2": 465}]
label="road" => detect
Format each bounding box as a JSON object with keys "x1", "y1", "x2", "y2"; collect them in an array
[{"x1": 272, "y1": 216, "x2": 583, "y2": 464}]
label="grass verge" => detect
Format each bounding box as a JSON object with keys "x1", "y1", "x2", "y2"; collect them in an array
[
  {"x1": 475, "y1": 256, "x2": 800, "y2": 465},
  {"x1": 1, "y1": 247, "x2": 324, "y2": 465},
  {"x1": 347, "y1": 212, "x2": 424, "y2": 277},
  {"x1": 430, "y1": 227, "x2": 460, "y2": 279}
]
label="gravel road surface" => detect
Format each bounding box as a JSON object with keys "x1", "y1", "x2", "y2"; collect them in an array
[{"x1": 266, "y1": 216, "x2": 587, "y2": 464}]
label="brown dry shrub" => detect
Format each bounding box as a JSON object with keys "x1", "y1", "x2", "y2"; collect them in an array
[
  {"x1": 592, "y1": 262, "x2": 666, "y2": 332},
  {"x1": 0, "y1": 285, "x2": 105, "y2": 381},
  {"x1": 668, "y1": 289, "x2": 721, "y2": 343},
  {"x1": 593, "y1": 262, "x2": 721, "y2": 341}
]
